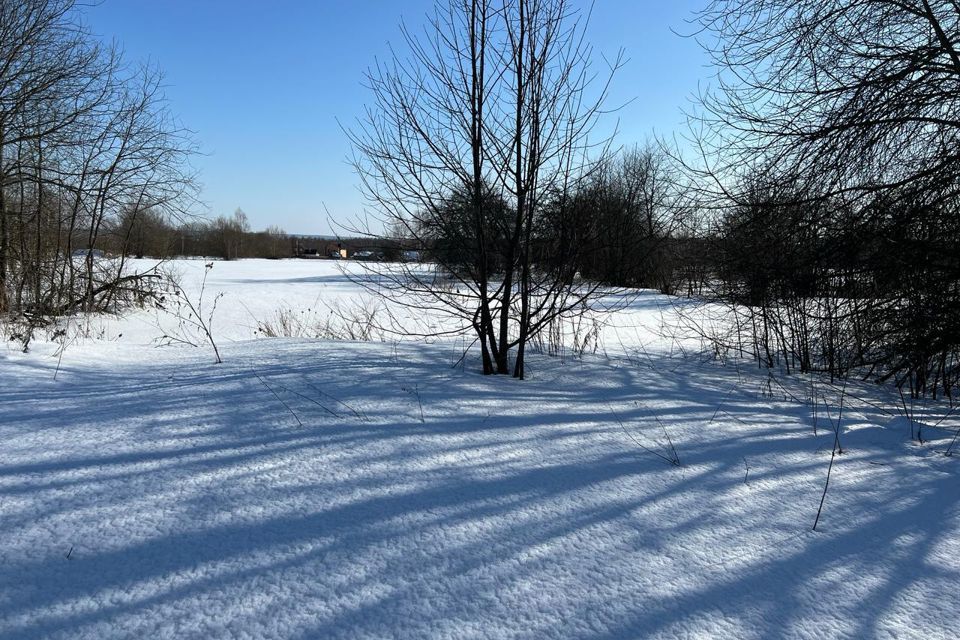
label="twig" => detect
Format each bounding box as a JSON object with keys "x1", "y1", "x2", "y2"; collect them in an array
[
  {"x1": 157, "y1": 263, "x2": 223, "y2": 363},
  {"x1": 254, "y1": 372, "x2": 303, "y2": 428},
  {"x1": 945, "y1": 420, "x2": 960, "y2": 458},
  {"x1": 53, "y1": 321, "x2": 69, "y2": 382},
  {"x1": 452, "y1": 335, "x2": 480, "y2": 370},
  {"x1": 263, "y1": 379, "x2": 339, "y2": 419},
  {"x1": 710, "y1": 382, "x2": 741, "y2": 423},
  {"x1": 898, "y1": 386, "x2": 917, "y2": 442},
  {"x1": 813, "y1": 379, "x2": 847, "y2": 531},
  {"x1": 303, "y1": 380, "x2": 366, "y2": 420},
  {"x1": 811, "y1": 380, "x2": 818, "y2": 437},
  {"x1": 636, "y1": 401, "x2": 682, "y2": 466},
  {"x1": 404, "y1": 384, "x2": 425, "y2": 423},
  {"x1": 611, "y1": 407, "x2": 681, "y2": 467}
]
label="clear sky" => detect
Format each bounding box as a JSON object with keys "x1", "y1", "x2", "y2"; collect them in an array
[{"x1": 84, "y1": 1, "x2": 710, "y2": 235}]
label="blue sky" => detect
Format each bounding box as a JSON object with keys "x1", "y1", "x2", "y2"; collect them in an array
[{"x1": 85, "y1": 1, "x2": 710, "y2": 235}]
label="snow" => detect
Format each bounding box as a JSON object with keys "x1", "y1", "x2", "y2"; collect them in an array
[{"x1": 1, "y1": 258, "x2": 958, "y2": 639}]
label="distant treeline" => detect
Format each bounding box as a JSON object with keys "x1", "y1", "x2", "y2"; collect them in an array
[
  {"x1": 110, "y1": 208, "x2": 410, "y2": 261},
  {"x1": 113, "y1": 208, "x2": 293, "y2": 260}
]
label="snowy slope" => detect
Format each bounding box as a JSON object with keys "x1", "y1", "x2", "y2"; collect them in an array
[{"x1": 1, "y1": 260, "x2": 958, "y2": 639}]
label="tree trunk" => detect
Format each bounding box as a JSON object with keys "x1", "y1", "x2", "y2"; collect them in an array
[{"x1": 0, "y1": 129, "x2": 7, "y2": 314}]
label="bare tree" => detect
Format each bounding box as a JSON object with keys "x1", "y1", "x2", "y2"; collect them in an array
[
  {"x1": 0, "y1": 0, "x2": 197, "y2": 324},
  {"x1": 349, "y1": 0, "x2": 623, "y2": 377},
  {"x1": 689, "y1": 0, "x2": 960, "y2": 202},
  {"x1": 555, "y1": 145, "x2": 693, "y2": 293},
  {"x1": 686, "y1": 0, "x2": 960, "y2": 398},
  {"x1": 213, "y1": 208, "x2": 251, "y2": 260}
]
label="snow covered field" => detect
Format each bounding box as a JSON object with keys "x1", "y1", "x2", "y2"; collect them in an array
[{"x1": 1, "y1": 259, "x2": 958, "y2": 639}]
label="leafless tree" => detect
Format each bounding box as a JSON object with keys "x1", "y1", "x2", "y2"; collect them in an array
[
  {"x1": 556, "y1": 145, "x2": 694, "y2": 294},
  {"x1": 349, "y1": 0, "x2": 624, "y2": 377},
  {"x1": 0, "y1": 0, "x2": 197, "y2": 325},
  {"x1": 685, "y1": 0, "x2": 960, "y2": 399},
  {"x1": 690, "y1": 0, "x2": 960, "y2": 203}
]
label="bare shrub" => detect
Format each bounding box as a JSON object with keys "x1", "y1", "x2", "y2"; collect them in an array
[
  {"x1": 529, "y1": 301, "x2": 604, "y2": 361},
  {"x1": 155, "y1": 263, "x2": 223, "y2": 363},
  {"x1": 254, "y1": 298, "x2": 389, "y2": 343}
]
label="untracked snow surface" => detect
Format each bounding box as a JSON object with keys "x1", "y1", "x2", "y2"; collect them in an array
[{"x1": 1, "y1": 259, "x2": 958, "y2": 639}]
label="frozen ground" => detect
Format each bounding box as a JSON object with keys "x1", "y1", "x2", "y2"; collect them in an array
[{"x1": 1, "y1": 259, "x2": 958, "y2": 639}]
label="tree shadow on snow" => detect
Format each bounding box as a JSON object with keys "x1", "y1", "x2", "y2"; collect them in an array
[{"x1": 0, "y1": 340, "x2": 957, "y2": 639}]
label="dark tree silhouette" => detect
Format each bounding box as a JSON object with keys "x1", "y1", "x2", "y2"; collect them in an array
[
  {"x1": 349, "y1": 0, "x2": 624, "y2": 377},
  {"x1": 687, "y1": 0, "x2": 960, "y2": 399}
]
